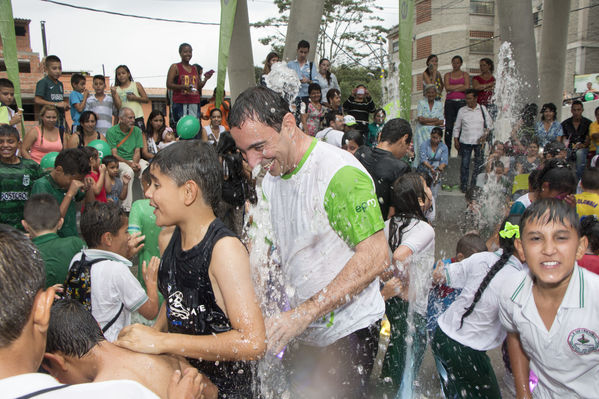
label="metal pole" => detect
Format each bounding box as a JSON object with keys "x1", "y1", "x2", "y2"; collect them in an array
[{"x1": 40, "y1": 20, "x2": 47, "y2": 57}]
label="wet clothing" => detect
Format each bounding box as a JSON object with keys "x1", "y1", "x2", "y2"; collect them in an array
[
  {"x1": 159, "y1": 219, "x2": 253, "y2": 398},
  {"x1": 32, "y1": 232, "x2": 85, "y2": 288},
  {"x1": 473, "y1": 75, "x2": 495, "y2": 105},
  {"x1": 0, "y1": 158, "x2": 42, "y2": 230}
]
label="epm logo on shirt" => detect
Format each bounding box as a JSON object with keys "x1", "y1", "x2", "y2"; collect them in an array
[{"x1": 356, "y1": 198, "x2": 377, "y2": 213}]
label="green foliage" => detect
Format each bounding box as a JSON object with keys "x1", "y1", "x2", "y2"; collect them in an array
[{"x1": 334, "y1": 65, "x2": 382, "y2": 108}]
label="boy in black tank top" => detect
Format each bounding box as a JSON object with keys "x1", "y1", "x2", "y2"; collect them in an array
[{"x1": 116, "y1": 141, "x2": 266, "y2": 398}]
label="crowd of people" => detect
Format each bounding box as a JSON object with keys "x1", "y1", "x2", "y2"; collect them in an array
[{"x1": 0, "y1": 39, "x2": 599, "y2": 399}]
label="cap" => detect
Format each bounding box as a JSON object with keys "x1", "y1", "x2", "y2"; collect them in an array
[{"x1": 344, "y1": 115, "x2": 357, "y2": 126}]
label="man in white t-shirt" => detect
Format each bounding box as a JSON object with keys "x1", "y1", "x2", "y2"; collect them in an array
[
  {"x1": 71, "y1": 201, "x2": 160, "y2": 341},
  {"x1": 315, "y1": 110, "x2": 345, "y2": 148},
  {"x1": 0, "y1": 225, "x2": 203, "y2": 399},
  {"x1": 230, "y1": 86, "x2": 388, "y2": 398}
]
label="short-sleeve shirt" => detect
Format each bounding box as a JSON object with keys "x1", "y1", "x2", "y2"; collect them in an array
[
  {"x1": 575, "y1": 191, "x2": 599, "y2": 218},
  {"x1": 262, "y1": 138, "x2": 385, "y2": 346},
  {"x1": 35, "y1": 76, "x2": 65, "y2": 119},
  {"x1": 69, "y1": 91, "x2": 84, "y2": 126},
  {"x1": 69, "y1": 249, "x2": 148, "y2": 342},
  {"x1": 0, "y1": 158, "x2": 42, "y2": 230},
  {"x1": 106, "y1": 124, "x2": 143, "y2": 161},
  {"x1": 31, "y1": 174, "x2": 84, "y2": 238},
  {"x1": 32, "y1": 232, "x2": 86, "y2": 287},
  {"x1": 499, "y1": 265, "x2": 599, "y2": 398},
  {"x1": 287, "y1": 60, "x2": 318, "y2": 98},
  {"x1": 85, "y1": 94, "x2": 114, "y2": 136}
]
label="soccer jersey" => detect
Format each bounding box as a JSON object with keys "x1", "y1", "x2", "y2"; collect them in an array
[
  {"x1": 35, "y1": 76, "x2": 65, "y2": 123},
  {"x1": 262, "y1": 139, "x2": 385, "y2": 346},
  {"x1": 575, "y1": 191, "x2": 599, "y2": 218},
  {"x1": 0, "y1": 158, "x2": 42, "y2": 230}
]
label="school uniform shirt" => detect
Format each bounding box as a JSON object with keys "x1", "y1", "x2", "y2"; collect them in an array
[
  {"x1": 315, "y1": 127, "x2": 344, "y2": 148},
  {"x1": 262, "y1": 138, "x2": 385, "y2": 346},
  {"x1": 85, "y1": 94, "x2": 115, "y2": 136},
  {"x1": 452, "y1": 104, "x2": 493, "y2": 145},
  {"x1": 69, "y1": 249, "x2": 149, "y2": 342},
  {"x1": 0, "y1": 373, "x2": 158, "y2": 399},
  {"x1": 575, "y1": 191, "x2": 599, "y2": 218},
  {"x1": 509, "y1": 192, "x2": 533, "y2": 216},
  {"x1": 384, "y1": 218, "x2": 435, "y2": 316},
  {"x1": 0, "y1": 103, "x2": 16, "y2": 126},
  {"x1": 499, "y1": 264, "x2": 599, "y2": 398},
  {"x1": 438, "y1": 251, "x2": 526, "y2": 351}
]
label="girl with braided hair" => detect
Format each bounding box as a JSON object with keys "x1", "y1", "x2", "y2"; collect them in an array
[{"x1": 430, "y1": 215, "x2": 527, "y2": 398}]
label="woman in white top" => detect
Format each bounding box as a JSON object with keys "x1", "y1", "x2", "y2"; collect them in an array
[
  {"x1": 314, "y1": 58, "x2": 340, "y2": 105},
  {"x1": 201, "y1": 108, "x2": 226, "y2": 145},
  {"x1": 431, "y1": 215, "x2": 526, "y2": 399},
  {"x1": 378, "y1": 173, "x2": 434, "y2": 397}
]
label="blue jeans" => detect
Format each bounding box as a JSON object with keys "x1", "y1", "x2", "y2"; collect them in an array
[
  {"x1": 573, "y1": 147, "x2": 588, "y2": 180},
  {"x1": 459, "y1": 143, "x2": 483, "y2": 191}
]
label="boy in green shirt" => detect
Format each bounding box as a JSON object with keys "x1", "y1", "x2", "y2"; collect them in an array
[
  {"x1": 0, "y1": 125, "x2": 43, "y2": 230},
  {"x1": 23, "y1": 194, "x2": 86, "y2": 287},
  {"x1": 31, "y1": 148, "x2": 90, "y2": 237},
  {"x1": 34, "y1": 55, "x2": 70, "y2": 135}
]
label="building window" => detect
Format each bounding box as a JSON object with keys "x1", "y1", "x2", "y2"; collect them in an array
[
  {"x1": 22, "y1": 103, "x2": 35, "y2": 122},
  {"x1": 0, "y1": 60, "x2": 31, "y2": 73},
  {"x1": 14, "y1": 25, "x2": 26, "y2": 36},
  {"x1": 416, "y1": 0, "x2": 432, "y2": 24},
  {"x1": 415, "y1": 36, "x2": 432, "y2": 60},
  {"x1": 392, "y1": 40, "x2": 399, "y2": 54},
  {"x1": 151, "y1": 100, "x2": 166, "y2": 115},
  {"x1": 533, "y1": 11, "x2": 540, "y2": 26},
  {"x1": 469, "y1": 38, "x2": 494, "y2": 54},
  {"x1": 470, "y1": 0, "x2": 494, "y2": 15}
]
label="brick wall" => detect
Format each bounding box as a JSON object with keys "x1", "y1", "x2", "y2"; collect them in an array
[
  {"x1": 415, "y1": 36, "x2": 432, "y2": 60},
  {"x1": 416, "y1": 0, "x2": 432, "y2": 24}
]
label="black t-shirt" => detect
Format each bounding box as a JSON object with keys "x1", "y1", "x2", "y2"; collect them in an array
[
  {"x1": 159, "y1": 219, "x2": 253, "y2": 398},
  {"x1": 343, "y1": 96, "x2": 376, "y2": 133},
  {"x1": 561, "y1": 116, "x2": 592, "y2": 147},
  {"x1": 354, "y1": 146, "x2": 411, "y2": 219}
]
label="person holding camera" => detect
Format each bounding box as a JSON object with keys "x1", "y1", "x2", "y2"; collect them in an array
[{"x1": 343, "y1": 84, "x2": 376, "y2": 136}]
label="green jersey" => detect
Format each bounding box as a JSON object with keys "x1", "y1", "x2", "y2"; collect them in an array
[
  {"x1": 0, "y1": 158, "x2": 43, "y2": 230},
  {"x1": 32, "y1": 232, "x2": 86, "y2": 287},
  {"x1": 35, "y1": 76, "x2": 66, "y2": 124}
]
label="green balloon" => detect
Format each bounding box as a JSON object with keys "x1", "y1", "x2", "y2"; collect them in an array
[
  {"x1": 40, "y1": 152, "x2": 59, "y2": 170},
  {"x1": 584, "y1": 92, "x2": 596, "y2": 102},
  {"x1": 176, "y1": 115, "x2": 201, "y2": 139},
  {"x1": 87, "y1": 140, "x2": 112, "y2": 160}
]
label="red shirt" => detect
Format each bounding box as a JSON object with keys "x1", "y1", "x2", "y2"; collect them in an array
[
  {"x1": 473, "y1": 75, "x2": 495, "y2": 105},
  {"x1": 172, "y1": 63, "x2": 201, "y2": 104},
  {"x1": 579, "y1": 254, "x2": 599, "y2": 275},
  {"x1": 88, "y1": 170, "x2": 107, "y2": 203}
]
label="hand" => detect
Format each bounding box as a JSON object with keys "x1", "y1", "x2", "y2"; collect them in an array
[
  {"x1": 64, "y1": 103, "x2": 71, "y2": 111},
  {"x1": 126, "y1": 92, "x2": 136, "y2": 101},
  {"x1": 110, "y1": 86, "x2": 117, "y2": 96},
  {"x1": 83, "y1": 88, "x2": 89, "y2": 97},
  {"x1": 130, "y1": 162, "x2": 141, "y2": 173},
  {"x1": 54, "y1": 101, "x2": 66, "y2": 109},
  {"x1": 266, "y1": 308, "x2": 313, "y2": 354},
  {"x1": 122, "y1": 173, "x2": 132, "y2": 184},
  {"x1": 84, "y1": 176, "x2": 94, "y2": 190},
  {"x1": 300, "y1": 77, "x2": 310, "y2": 84},
  {"x1": 142, "y1": 256, "x2": 160, "y2": 289},
  {"x1": 432, "y1": 260, "x2": 446, "y2": 285},
  {"x1": 127, "y1": 232, "x2": 145, "y2": 258},
  {"x1": 116, "y1": 323, "x2": 164, "y2": 354},
  {"x1": 454, "y1": 139, "x2": 460, "y2": 151},
  {"x1": 51, "y1": 284, "x2": 64, "y2": 300},
  {"x1": 204, "y1": 70, "x2": 214, "y2": 80},
  {"x1": 67, "y1": 179, "x2": 84, "y2": 196},
  {"x1": 563, "y1": 194, "x2": 577, "y2": 208},
  {"x1": 380, "y1": 277, "x2": 404, "y2": 301},
  {"x1": 99, "y1": 163, "x2": 107, "y2": 174},
  {"x1": 167, "y1": 368, "x2": 206, "y2": 399},
  {"x1": 9, "y1": 113, "x2": 22, "y2": 125}
]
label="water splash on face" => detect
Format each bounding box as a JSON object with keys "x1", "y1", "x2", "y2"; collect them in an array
[{"x1": 264, "y1": 63, "x2": 301, "y2": 105}]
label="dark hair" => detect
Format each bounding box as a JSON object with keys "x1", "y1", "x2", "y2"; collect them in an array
[
  {"x1": 595, "y1": 106, "x2": 599, "y2": 114},
  {"x1": 465, "y1": 88, "x2": 478, "y2": 98},
  {"x1": 76, "y1": 111, "x2": 97, "y2": 136},
  {"x1": 528, "y1": 168, "x2": 541, "y2": 191},
  {"x1": 308, "y1": 83, "x2": 321, "y2": 96},
  {"x1": 388, "y1": 173, "x2": 428, "y2": 251},
  {"x1": 456, "y1": 233, "x2": 487, "y2": 258},
  {"x1": 324, "y1": 110, "x2": 343, "y2": 127},
  {"x1": 521, "y1": 103, "x2": 538, "y2": 127},
  {"x1": 70, "y1": 73, "x2": 85, "y2": 86},
  {"x1": 521, "y1": 198, "x2": 581, "y2": 238},
  {"x1": 145, "y1": 110, "x2": 166, "y2": 144},
  {"x1": 537, "y1": 159, "x2": 576, "y2": 195},
  {"x1": 45, "y1": 55, "x2": 61, "y2": 66},
  {"x1": 24, "y1": 194, "x2": 61, "y2": 232},
  {"x1": 480, "y1": 57, "x2": 494, "y2": 73},
  {"x1": 581, "y1": 167, "x2": 599, "y2": 191},
  {"x1": 540, "y1": 103, "x2": 557, "y2": 121},
  {"x1": 342, "y1": 129, "x2": 364, "y2": 147},
  {"x1": 55, "y1": 148, "x2": 90, "y2": 176},
  {"x1": 141, "y1": 165, "x2": 151, "y2": 185},
  {"x1": 319, "y1": 58, "x2": 332, "y2": 85},
  {"x1": 297, "y1": 40, "x2": 310, "y2": 49},
  {"x1": 459, "y1": 214, "x2": 521, "y2": 328},
  {"x1": 451, "y1": 55, "x2": 463, "y2": 64},
  {"x1": 424, "y1": 54, "x2": 438, "y2": 76},
  {"x1": 229, "y1": 86, "x2": 289, "y2": 132},
  {"x1": 0, "y1": 225, "x2": 45, "y2": 347},
  {"x1": 379, "y1": 118, "x2": 412, "y2": 144},
  {"x1": 178, "y1": 42, "x2": 192, "y2": 53},
  {"x1": 431, "y1": 127, "x2": 443, "y2": 137},
  {"x1": 493, "y1": 160, "x2": 505, "y2": 169},
  {"x1": 81, "y1": 146, "x2": 99, "y2": 162},
  {"x1": 210, "y1": 108, "x2": 223, "y2": 118},
  {"x1": 46, "y1": 299, "x2": 105, "y2": 357},
  {"x1": 543, "y1": 140, "x2": 566, "y2": 157},
  {"x1": 0, "y1": 124, "x2": 20, "y2": 140},
  {"x1": 263, "y1": 52, "x2": 279, "y2": 75},
  {"x1": 374, "y1": 108, "x2": 386, "y2": 118},
  {"x1": 92, "y1": 74, "x2": 106, "y2": 83},
  {"x1": 101, "y1": 155, "x2": 118, "y2": 167},
  {"x1": 571, "y1": 100, "x2": 583, "y2": 108},
  {"x1": 115, "y1": 65, "x2": 133, "y2": 86},
  {"x1": 80, "y1": 201, "x2": 126, "y2": 248},
  {"x1": 582, "y1": 216, "x2": 599, "y2": 254},
  {"x1": 0, "y1": 78, "x2": 14, "y2": 89},
  {"x1": 151, "y1": 141, "x2": 222, "y2": 209},
  {"x1": 326, "y1": 88, "x2": 341, "y2": 104}
]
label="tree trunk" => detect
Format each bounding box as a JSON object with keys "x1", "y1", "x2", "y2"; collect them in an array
[
  {"x1": 283, "y1": 0, "x2": 326, "y2": 62},
  {"x1": 228, "y1": 0, "x2": 256, "y2": 104}
]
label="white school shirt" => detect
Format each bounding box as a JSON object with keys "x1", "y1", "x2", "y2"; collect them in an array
[
  {"x1": 453, "y1": 104, "x2": 493, "y2": 145},
  {"x1": 262, "y1": 139, "x2": 385, "y2": 346},
  {"x1": 438, "y1": 250, "x2": 526, "y2": 351},
  {"x1": 384, "y1": 218, "x2": 435, "y2": 316},
  {"x1": 69, "y1": 249, "x2": 148, "y2": 342},
  {"x1": 315, "y1": 127, "x2": 344, "y2": 148},
  {"x1": 499, "y1": 264, "x2": 599, "y2": 398},
  {"x1": 0, "y1": 373, "x2": 158, "y2": 398}
]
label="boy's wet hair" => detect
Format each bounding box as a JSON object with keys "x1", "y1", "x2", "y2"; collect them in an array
[
  {"x1": 229, "y1": 86, "x2": 289, "y2": 132},
  {"x1": 456, "y1": 233, "x2": 487, "y2": 258},
  {"x1": 80, "y1": 201, "x2": 126, "y2": 248},
  {"x1": 70, "y1": 73, "x2": 86, "y2": 86},
  {"x1": 324, "y1": 110, "x2": 342, "y2": 127},
  {"x1": 342, "y1": 129, "x2": 364, "y2": 147},
  {"x1": 46, "y1": 299, "x2": 105, "y2": 358},
  {"x1": 0, "y1": 225, "x2": 45, "y2": 347},
  {"x1": 521, "y1": 198, "x2": 581, "y2": 237},
  {"x1": 24, "y1": 194, "x2": 61, "y2": 232},
  {"x1": 0, "y1": 78, "x2": 14, "y2": 89},
  {"x1": 151, "y1": 140, "x2": 222, "y2": 210},
  {"x1": 101, "y1": 155, "x2": 118, "y2": 167},
  {"x1": 581, "y1": 167, "x2": 599, "y2": 191},
  {"x1": 581, "y1": 216, "x2": 599, "y2": 254},
  {"x1": 379, "y1": 118, "x2": 412, "y2": 145},
  {"x1": 0, "y1": 124, "x2": 20, "y2": 140},
  {"x1": 537, "y1": 158, "x2": 576, "y2": 194},
  {"x1": 45, "y1": 55, "x2": 61, "y2": 66},
  {"x1": 55, "y1": 148, "x2": 90, "y2": 176},
  {"x1": 92, "y1": 75, "x2": 106, "y2": 83}
]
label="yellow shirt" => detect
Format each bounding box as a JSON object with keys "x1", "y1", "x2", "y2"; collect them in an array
[
  {"x1": 575, "y1": 191, "x2": 599, "y2": 218},
  {"x1": 589, "y1": 121, "x2": 599, "y2": 151}
]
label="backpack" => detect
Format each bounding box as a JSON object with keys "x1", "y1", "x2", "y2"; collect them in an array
[{"x1": 64, "y1": 252, "x2": 124, "y2": 333}]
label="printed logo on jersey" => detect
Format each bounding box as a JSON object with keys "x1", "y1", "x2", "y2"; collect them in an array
[
  {"x1": 168, "y1": 290, "x2": 207, "y2": 321},
  {"x1": 355, "y1": 198, "x2": 377, "y2": 213},
  {"x1": 22, "y1": 174, "x2": 30, "y2": 186},
  {"x1": 0, "y1": 192, "x2": 28, "y2": 201},
  {"x1": 568, "y1": 328, "x2": 599, "y2": 355}
]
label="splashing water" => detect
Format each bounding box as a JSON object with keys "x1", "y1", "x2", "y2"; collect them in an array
[
  {"x1": 264, "y1": 63, "x2": 301, "y2": 105},
  {"x1": 492, "y1": 42, "x2": 524, "y2": 143}
]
